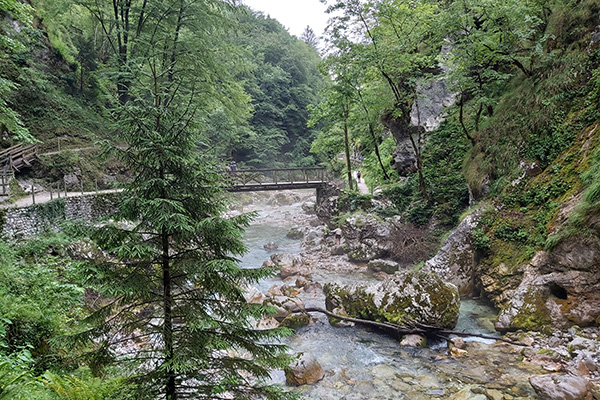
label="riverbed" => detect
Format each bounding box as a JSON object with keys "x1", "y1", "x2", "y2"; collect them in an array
[{"x1": 236, "y1": 191, "x2": 545, "y2": 399}]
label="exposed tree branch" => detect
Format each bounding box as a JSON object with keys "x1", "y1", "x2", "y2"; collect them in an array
[{"x1": 293, "y1": 307, "x2": 528, "y2": 347}]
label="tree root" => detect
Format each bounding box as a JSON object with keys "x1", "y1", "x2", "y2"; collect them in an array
[{"x1": 293, "y1": 307, "x2": 528, "y2": 347}]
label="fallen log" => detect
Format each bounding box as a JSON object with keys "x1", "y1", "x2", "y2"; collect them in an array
[{"x1": 294, "y1": 307, "x2": 527, "y2": 347}]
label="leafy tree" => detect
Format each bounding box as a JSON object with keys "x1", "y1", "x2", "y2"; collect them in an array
[
  {"x1": 68, "y1": 2, "x2": 296, "y2": 399},
  {"x1": 232, "y1": 10, "x2": 325, "y2": 167},
  {"x1": 441, "y1": 0, "x2": 548, "y2": 145},
  {"x1": 322, "y1": 0, "x2": 441, "y2": 193}
]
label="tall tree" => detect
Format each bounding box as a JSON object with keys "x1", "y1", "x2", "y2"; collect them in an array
[
  {"x1": 71, "y1": 1, "x2": 296, "y2": 399},
  {"x1": 301, "y1": 25, "x2": 319, "y2": 48}
]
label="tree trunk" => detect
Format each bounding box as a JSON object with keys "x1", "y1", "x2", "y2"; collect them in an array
[
  {"x1": 343, "y1": 109, "x2": 354, "y2": 190},
  {"x1": 369, "y1": 123, "x2": 390, "y2": 181},
  {"x1": 292, "y1": 307, "x2": 527, "y2": 346},
  {"x1": 162, "y1": 228, "x2": 176, "y2": 400}
]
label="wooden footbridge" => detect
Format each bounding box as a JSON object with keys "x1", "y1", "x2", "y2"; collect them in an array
[
  {"x1": 228, "y1": 167, "x2": 327, "y2": 192},
  {"x1": 1, "y1": 144, "x2": 39, "y2": 195}
]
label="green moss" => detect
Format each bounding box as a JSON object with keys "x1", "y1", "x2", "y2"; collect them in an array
[
  {"x1": 325, "y1": 272, "x2": 460, "y2": 329},
  {"x1": 510, "y1": 287, "x2": 552, "y2": 331},
  {"x1": 280, "y1": 313, "x2": 310, "y2": 330}
]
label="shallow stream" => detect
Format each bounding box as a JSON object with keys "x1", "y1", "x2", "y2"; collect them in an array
[{"x1": 238, "y1": 193, "x2": 544, "y2": 399}]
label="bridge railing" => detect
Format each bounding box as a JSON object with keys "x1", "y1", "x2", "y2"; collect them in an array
[
  {"x1": 229, "y1": 167, "x2": 326, "y2": 186},
  {"x1": 0, "y1": 143, "x2": 38, "y2": 172}
]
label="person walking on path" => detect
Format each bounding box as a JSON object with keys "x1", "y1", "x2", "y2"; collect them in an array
[{"x1": 357, "y1": 170, "x2": 361, "y2": 183}]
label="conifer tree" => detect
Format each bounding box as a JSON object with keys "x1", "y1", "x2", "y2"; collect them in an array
[{"x1": 71, "y1": 1, "x2": 297, "y2": 399}]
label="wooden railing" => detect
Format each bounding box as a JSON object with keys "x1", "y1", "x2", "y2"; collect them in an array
[
  {"x1": 0, "y1": 143, "x2": 38, "y2": 172},
  {"x1": 230, "y1": 167, "x2": 327, "y2": 187}
]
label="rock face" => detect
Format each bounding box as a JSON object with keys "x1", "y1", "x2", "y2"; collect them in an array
[
  {"x1": 423, "y1": 210, "x2": 482, "y2": 296},
  {"x1": 495, "y1": 236, "x2": 600, "y2": 331},
  {"x1": 324, "y1": 271, "x2": 460, "y2": 329},
  {"x1": 343, "y1": 213, "x2": 393, "y2": 262},
  {"x1": 285, "y1": 353, "x2": 325, "y2": 386},
  {"x1": 410, "y1": 76, "x2": 457, "y2": 132},
  {"x1": 529, "y1": 374, "x2": 592, "y2": 400}
]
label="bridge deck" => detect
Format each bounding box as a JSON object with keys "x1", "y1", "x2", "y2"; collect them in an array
[{"x1": 227, "y1": 167, "x2": 327, "y2": 192}]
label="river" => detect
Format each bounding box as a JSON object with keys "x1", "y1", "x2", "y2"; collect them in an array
[{"x1": 237, "y1": 191, "x2": 545, "y2": 400}]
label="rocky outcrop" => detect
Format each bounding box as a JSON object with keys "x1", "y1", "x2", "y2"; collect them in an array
[
  {"x1": 324, "y1": 271, "x2": 460, "y2": 329},
  {"x1": 423, "y1": 210, "x2": 483, "y2": 296},
  {"x1": 285, "y1": 353, "x2": 325, "y2": 386},
  {"x1": 495, "y1": 236, "x2": 600, "y2": 331},
  {"x1": 315, "y1": 183, "x2": 340, "y2": 219},
  {"x1": 342, "y1": 213, "x2": 393, "y2": 262}
]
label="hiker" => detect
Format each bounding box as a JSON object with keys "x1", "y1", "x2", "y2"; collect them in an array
[
  {"x1": 334, "y1": 227, "x2": 342, "y2": 245},
  {"x1": 229, "y1": 161, "x2": 237, "y2": 175},
  {"x1": 357, "y1": 170, "x2": 361, "y2": 183}
]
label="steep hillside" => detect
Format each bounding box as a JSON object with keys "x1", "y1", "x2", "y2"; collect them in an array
[{"x1": 314, "y1": 0, "x2": 600, "y2": 333}]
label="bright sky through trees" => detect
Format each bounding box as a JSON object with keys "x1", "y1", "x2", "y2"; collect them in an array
[{"x1": 242, "y1": 0, "x2": 329, "y2": 37}]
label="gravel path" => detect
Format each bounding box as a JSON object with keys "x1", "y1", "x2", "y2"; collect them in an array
[{"x1": 0, "y1": 188, "x2": 121, "y2": 209}]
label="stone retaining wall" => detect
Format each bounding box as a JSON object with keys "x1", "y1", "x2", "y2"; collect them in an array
[{"x1": 0, "y1": 192, "x2": 121, "y2": 239}]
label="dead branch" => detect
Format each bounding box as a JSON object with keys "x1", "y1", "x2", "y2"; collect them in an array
[{"x1": 294, "y1": 307, "x2": 527, "y2": 347}]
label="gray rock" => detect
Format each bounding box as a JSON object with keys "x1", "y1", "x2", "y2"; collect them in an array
[
  {"x1": 263, "y1": 296, "x2": 305, "y2": 322},
  {"x1": 529, "y1": 374, "x2": 592, "y2": 400},
  {"x1": 343, "y1": 213, "x2": 394, "y2": 262},
  {"x1": 302, "y1": 201, "x2": 316, "y2": 214},
  {"x1": 63, "y1": 172, "x2": 80, "y2": 189},
  {"x1": 423, "y1": 209, "x2": 483, "y2": 296},
  {"x1": 400, "y1": 334, "x2": 427, "y2": 347},
  {"x1": 286, "y1": 227, "x2": 304, "y2": 239},
  {"x1": 410, "y1": 77, "x2": 457, "y2": 132},
  {"x1": 324, "y1": 270, "x2": 460, "y2": 329},
  {"x1": 368, "y1": 259, "x2": 400, "y2": 274}
]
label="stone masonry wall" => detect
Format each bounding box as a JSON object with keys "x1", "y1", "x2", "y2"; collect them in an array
[{"x1": 0, "y1": 192, "x2": 121, "y2": 239}]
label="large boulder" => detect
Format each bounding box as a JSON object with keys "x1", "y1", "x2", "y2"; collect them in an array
[
  {"x1": 529, "y1": 374, "x2": 592, "y2": 400},
  {"x1": 423, "y1": 210, "x2": 483, "y2": 296},
  {"x1": 495, "y1": 237, "x2": 600, "y2": 332},
  {"x1": 343, "y1": 213, "x2": 394, "y2": 262},
  {"x1": 285, "y1": 353, "x2": 325, "y2": 386},
  {"x1": 324, "y1": 271, "x2": 460, "y2": 329},
  {"x1": 368, "y1": 259, "x2": 401, "y2": 274}
]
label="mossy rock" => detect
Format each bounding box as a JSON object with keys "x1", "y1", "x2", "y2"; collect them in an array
[
  {"x1": 280, "y1": 313, "x2": 310, "y2": 330},
  {"x1": 497, "y1": 286, "x2": 552, "y2": 332},
  {"x1": 324, "y1": 271, "x2": 460, "y2": 329},
  {"x1": 286, "y1": 227, "x2": 304, "y2": 240}
]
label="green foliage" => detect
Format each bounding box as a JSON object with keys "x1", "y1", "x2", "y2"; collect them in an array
[
  {"x1": 59, "y1": 3, "x2": 299, "y2": 398},
  {"x1": 472, "y1": 228, "x2": 491, "y2": 251},
  {"x1": 217, "y1": 9, "x2": 325, "y2": 168},
  {"x1": 0, "y1": 0, "x2": 35, "y2": 142},
  {"x1": 337, "y1": 191, "x2": 373, "y2": 213},
  {"x1": 0, "y1": 238, "x2": 84, "y2": 371}
]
